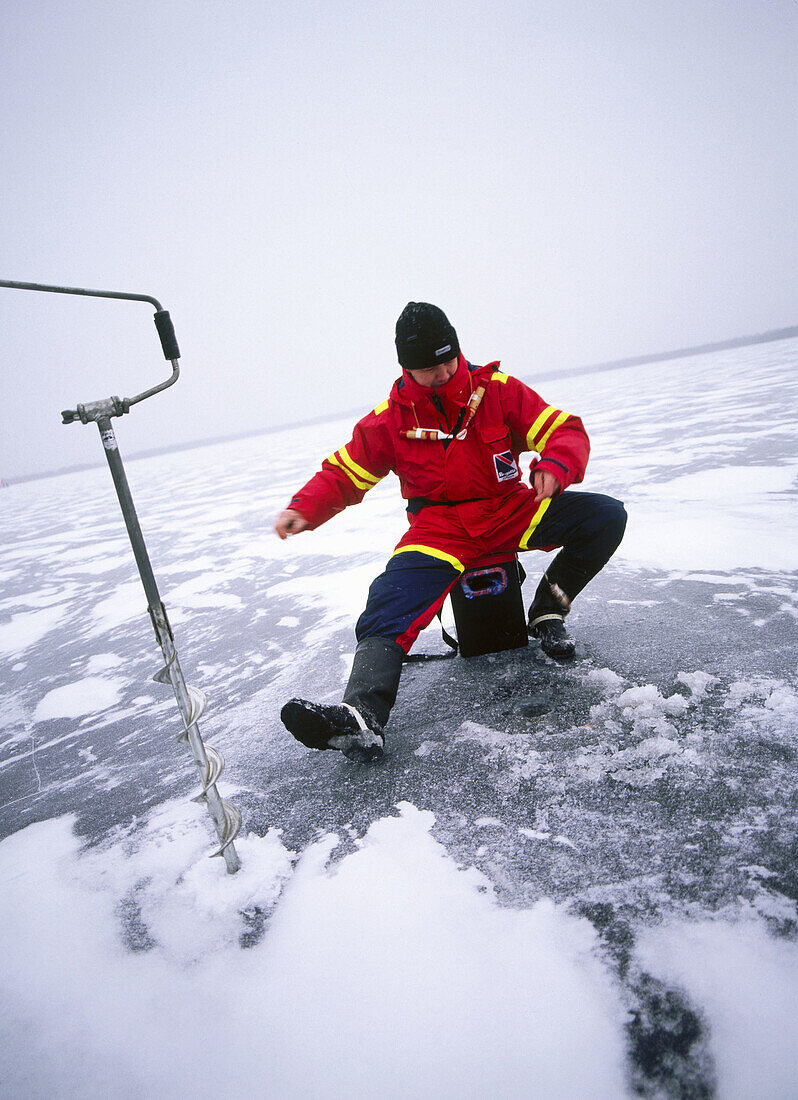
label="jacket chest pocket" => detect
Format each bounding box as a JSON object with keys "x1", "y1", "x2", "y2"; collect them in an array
[
  {"x1": 478, "y1": 421, "x2": 511, "y2": 447},
  {"x1": 475, "y1": 421, "x2": 519, "y2": 484}
]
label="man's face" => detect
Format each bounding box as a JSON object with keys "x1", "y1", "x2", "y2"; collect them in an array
[{"x1": 406, "y1": 357, "x2": 459, "y2": 389}]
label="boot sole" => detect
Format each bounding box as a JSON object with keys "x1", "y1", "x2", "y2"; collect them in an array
[
  {"x1": 540, "y1": 644, "x2": 576, "y2": 661},
  {"x1": 329, "y1": 734, "x2": 385, "y2": 763}
]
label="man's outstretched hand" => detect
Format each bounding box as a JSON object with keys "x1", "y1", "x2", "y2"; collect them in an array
[
  {"x1": 532, "y1": 469, "x2": 562, "y2": 503},
  {"x1": 275, "y1": 509, "x2": 311, "y2": 539}
]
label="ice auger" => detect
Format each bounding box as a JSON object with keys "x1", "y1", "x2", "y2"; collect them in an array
[{"x1": 0, "y1": 279, "x2": 242, "y2": 873}]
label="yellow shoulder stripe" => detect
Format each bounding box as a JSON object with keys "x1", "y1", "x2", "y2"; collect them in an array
[
  {"x1": 372, "y1": 399, "x2": 390, "y2": 416},
  {"x1": 491, "y1": 370, "x2": 509, "y2": 384}
]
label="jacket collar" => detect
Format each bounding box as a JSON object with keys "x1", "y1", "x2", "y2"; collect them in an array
[{"x1": 392, "y1": 352, "x2": 471, "y2": 407}]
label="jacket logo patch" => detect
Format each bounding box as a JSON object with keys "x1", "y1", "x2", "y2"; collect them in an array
[{"x1": 493, "y1": 451, "x2": 518, "y2": 482}]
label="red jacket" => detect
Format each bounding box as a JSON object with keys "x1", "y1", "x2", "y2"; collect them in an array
[{"x1": 289, "y1": 354, "x2": 590, "y2": 532}]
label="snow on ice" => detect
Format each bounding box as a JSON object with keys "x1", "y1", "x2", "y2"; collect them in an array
[
  {"x1": 34, "y1": 676, "x2": 124, "y2": 721},
  {"x1": 0, "y1": 802, "x2": 630, "y2": 1099}
]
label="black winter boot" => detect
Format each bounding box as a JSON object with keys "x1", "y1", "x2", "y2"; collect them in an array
[
  {"x1": 281, "y1": 637, "x2": 405, "y2": 763},
  {"x1": 528, "y1": 557, "x2": 587, "y2": 661},
  {"x1": 530, "y1": 615, "x2": 575, "y2": 660},
  {"x1": 280, "y1": 699, "x2": 385, "y2": 762}
]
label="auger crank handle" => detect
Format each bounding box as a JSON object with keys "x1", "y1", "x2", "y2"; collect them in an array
[{"x1": 0, "y1": 279, "x2": 183, "y2": 422}]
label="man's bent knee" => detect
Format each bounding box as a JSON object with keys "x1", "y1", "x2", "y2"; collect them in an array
[{"x1": 601, "y1": 496, "x2": 627, "y2": 545}]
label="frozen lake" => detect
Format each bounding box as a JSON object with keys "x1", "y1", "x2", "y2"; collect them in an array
[{"x1": 1, "y1": 337, "x2": 797, "y2": 1098}]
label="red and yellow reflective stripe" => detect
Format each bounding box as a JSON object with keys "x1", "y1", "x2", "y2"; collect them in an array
[
  {"x1": 327, "y1": 445, "x2": 383, "y2": 492},
  {"x1": 392, "y1": 544, "x2": 465, "y2": 572},
  {"x1": 536, "y1": 410, "x2": 570, "y2": 452},
  {"x1": 339, "y1": 445, "x2": 381, "y2": 485},
  {"x1": 526, "y1": 406, "x2": 570, "y2": 453},
  {"x1": 327, "y1": 453, "x2": 370, "y2": 491},
  {"x1": 518, "y1": 499, "x2": 552, "y2": 549}
]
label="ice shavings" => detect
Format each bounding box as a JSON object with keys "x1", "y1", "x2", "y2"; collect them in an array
[
  {"x1": 616, "y1": 684, "x2": 690, "y2": 725},
  {"x1": 455, "y1": 720, "x2": 542, "y2": 791},
  {"x1": 723, "y1": 676, "x2": 798, "y2": 730},
  {"x1": 586, "y1": 667, "x2": 626, "y2": 694},
  {"x1": 575, "y1": 672, "x2": 711, "y2": 786},
  {"x1": 0, "y1": 802, "x2": 630, "y2": 1099},
  {"x1": 676, "y1": 670, "x2": 718, "y2": 700}
]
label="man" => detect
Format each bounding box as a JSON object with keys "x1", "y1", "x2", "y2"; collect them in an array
[{"x1": 275, "y1": 302, "x2": 626, "y2": 762}]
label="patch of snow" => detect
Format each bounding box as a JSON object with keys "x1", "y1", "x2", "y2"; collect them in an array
[
  {"x1": 34, "y1": 677, "x2": 125, "y2": 721},
  {"x1": 86, "y1": 652, "x2": 125, "y2": 674},
  {"x1": 268, "y1": 562, "x2": 381, "y2": 625},
  {"x1": 90, "y1": 582, "x2": 146, "y2": 635},
  {"x1": 0, "y1": 605, "x2": 67, "y2": 657},
  {"x1": 166, "y1": 574, "x2": 243, "y2": 611},
  {"x1": 0, "y1": 802, "x2": 630, "y2": 1098},
  {"x1": 553, "y1": 835, "x2": 579, "y2": 850}
]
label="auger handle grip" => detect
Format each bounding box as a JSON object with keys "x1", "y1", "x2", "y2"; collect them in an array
[{"x1": 154, "y1": 310, "x2": 181, "y2": 360}]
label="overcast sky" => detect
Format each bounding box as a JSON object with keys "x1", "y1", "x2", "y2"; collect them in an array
[{"x1": 1, "y1": 0, "x2": 796, "y2": 479}]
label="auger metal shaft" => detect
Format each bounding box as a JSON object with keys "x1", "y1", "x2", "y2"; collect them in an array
[
  {"x1": 97, "y1": 417, "x2": 241, "y2": 873},
  {"x1": 1, "y1": 277, "x2": 243, "y2": 871}
]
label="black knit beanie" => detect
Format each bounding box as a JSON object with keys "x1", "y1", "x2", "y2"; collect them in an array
[{"x1": 395, "y1": 302, "x2": 460, "y2": 372}]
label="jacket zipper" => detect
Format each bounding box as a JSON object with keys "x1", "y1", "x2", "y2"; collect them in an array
[{"x1": 430, "y1": 392, "x2": 450, "y2": 432}]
